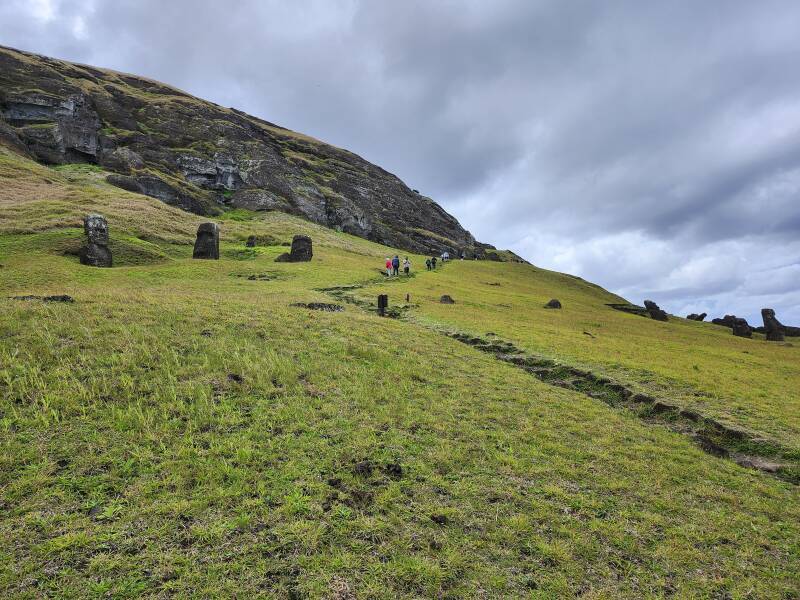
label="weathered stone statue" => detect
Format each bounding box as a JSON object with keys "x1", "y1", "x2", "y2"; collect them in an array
[
  {"x1": 193, "y1": 222, "x2": 220, "y2": 259},
  {"x1": 80, "y1": 214, "x2": 112, "y2": 267},
  {"x1": 644, "y1": 300, "x2": 668, "y2": 321},
  {"x1": 544, "y1": 299, "x2": 562, "y2": 309},
  {"x1": 761, "y1": 308, "x2": 785, "y2": 342},
  {"x1": 245, "y1": 235, "x2": 257, "y2": 248},
  {"x1": 732, "y1": 318, "x2": 752, "y2": 338},
  {"x1": 712, "y1": 315, "x2": 736, "y2": 328},
  {"x1": 275, "y1": 235, "x2": 313, "y2": 262},
  {"x1": 686, "y1": 313, "x2": 707, "y2": 321},
  {"x1": 440, "y1": 295, "x2": 455, "y2": 304}
]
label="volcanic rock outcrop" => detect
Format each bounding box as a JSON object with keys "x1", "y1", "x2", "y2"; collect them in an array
[
  {"x1": 80, "y1": 214, "x2": 112, "y2": 267},
  {"x1": 0, "y1": 45, "x2": 492, "y2": 258}
]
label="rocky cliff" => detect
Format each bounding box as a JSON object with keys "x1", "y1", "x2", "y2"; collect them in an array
[{"x1": 0, "y1": 46, "x2": 494, "y2": 257}]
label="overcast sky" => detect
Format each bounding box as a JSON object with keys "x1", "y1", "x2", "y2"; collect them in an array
[{"x1": 3, "y1": 0, "x2": 799, "y2": 323}]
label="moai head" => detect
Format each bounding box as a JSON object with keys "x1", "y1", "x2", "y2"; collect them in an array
[
  {"x1": 193, "y1": 222, "x2": 220, "y2": 260},
  {"x1": 289, "y1": 235, "x2": 313, "y2": 261},
  {"x1": 761, "y1": 308, "x2": 785, "y2": 341},
  {"x1": 84, "y1": 214, "x2": 109, "y2": 245}
]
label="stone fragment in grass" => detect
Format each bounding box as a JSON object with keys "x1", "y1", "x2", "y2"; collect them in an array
[
  {"x1": 80, "y1": 214, "x2": 112, "y2": 267},
  {"x1": 544, "y1": 299, "x2": 562, "y2": 309},
  {"x1": 227, "y1": 373, "x2": 243, "y2": 383},
  {"x1": 440, "y1": 295, "x2": 455, "y2": 304},
  {"x1": 430, "y1": 514, "x2": 449, "y2": 525},
  {"x1": 761, "y1": 308, "x2": 785, "y2": 342},
  {"x1": 275, "y1": 234, "x2": 312, "y2": 262},
  {"x1": 192, "y1": 222, "x2": 220, "y2": 259}
]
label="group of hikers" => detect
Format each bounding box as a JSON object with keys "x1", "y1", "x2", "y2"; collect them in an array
[{"x1": 384, "y1": 251, "x2": 451, "y2": 277}]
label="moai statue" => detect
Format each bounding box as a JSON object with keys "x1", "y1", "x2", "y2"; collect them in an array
[
  {"x1": 80, "y1": 214, "x2": 112, "y2": 267},
  {"x1": 193, "y1": 223, "x2": 220, "y2": 259},
  {"x1": 377, "y1": 294, "x2": 388, "y2": 317},
  {"x1": 761, "y1": 308, "x2": 785, "y2": 342},
  {"x1": 643, "y1": 300, "x2": 668, "y2": 321},
  {"x1": 544, "y1": 299, "x2": 562, "y2": 309},
  {"x1": 732, "y1": 318, "x2": 752, "y2": 338},
  {"x1": 275, "y1": 235, "x2": 313, "y2": 262}
]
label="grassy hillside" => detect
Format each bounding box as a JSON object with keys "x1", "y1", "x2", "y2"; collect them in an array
[{"x1": 1, "y1": 147, "x2": 799, "y2": 598}]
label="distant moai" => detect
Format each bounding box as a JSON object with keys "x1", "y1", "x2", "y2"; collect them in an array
[
  {"x1": 686, "y1": 313, "x2": 707, "y2": 321},
  {"x1": 643, "y1": 300, "x2": 668, "y2": 321},
  {"x1": 193, "y1": 223, "x2": 220, "y2": 259},
  {"x1": 80, "y1": 214, "x2": 112, "y2": 267},
  {"x1": 245, "y1": 235, "x2": 257, "y2": 248},
  {"x1": 761, "y1": 308, "x2": 785, "y2": 342},
  {"x1": 377, "y1": 294, "x2": 388, "y2": 317},
  {"x1": 544, "y1": 299, "x2": 562, "y2": 309},
  {"x1": 275, "y1": 235, "x2": 313, "y2": 262},
  {"x1": 732, "y1": 318, "x2": 752, "y2": 338}
]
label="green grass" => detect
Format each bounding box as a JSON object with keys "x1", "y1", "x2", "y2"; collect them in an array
[{"x1": 1, "y1": 148, "x2": 800, "y2": 598}]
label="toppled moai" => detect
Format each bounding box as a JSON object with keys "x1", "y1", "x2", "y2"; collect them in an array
[
  {"x1": 686, "y1": 313, "x2": 707, "y2": 321},
  {"x1": 761, "y1": 308, "x2": 785, "y2": 342},
  {"x1": 711, "y1": 315, "x2": 736, "y2": 328},
  {"x1": 544, "y1": 299, "x2": 562, "y2": 309},
  {"x1": 275, "y1": 235, "x2": 313, "y2": 262},
  {"x1": 732, "y1": 318, "x2": 752, "y2": 338},
  {"x1": 643, "y1": 300, "x2": 668, "y2": 321},
  {"x1": 80, "y1": 214, "x2": 112, "y2": 267},
  {"x1": 193, "y1": 222, "x2": 220, "y2": 259}
]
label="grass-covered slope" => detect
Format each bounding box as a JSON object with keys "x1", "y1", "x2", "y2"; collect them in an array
[{"x1": 1, "y1": 148, "x2": 800, "y2": 598}]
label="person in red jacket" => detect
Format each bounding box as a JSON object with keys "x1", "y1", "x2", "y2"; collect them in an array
[{"x1": 385, "y1": 257, "x2": 392, "y2": 277}]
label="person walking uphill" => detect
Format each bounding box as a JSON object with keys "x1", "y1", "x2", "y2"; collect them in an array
[
  {"x1": 403, "y1": 257, "x2": 411, "y2": 275},
  {"x1": 431, "y1": 256, "x2": 437, "y2": 269},
  {"x1": 385, "y1": 257, "x2": 392, "y2": 277},
  {"x1": 392, "y1": 255, "x2": 400, "y2": 276},
  {"x1": 426, "y1": 258, "x2": 432, "y2": 271}
]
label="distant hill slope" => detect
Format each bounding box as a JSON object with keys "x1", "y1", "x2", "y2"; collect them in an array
[
  {"x1": 2, "y1": 144, "x2": 800, "y2": 597},
  {"x1": 0, "y1": 45, "x2": 498, "y2": 258}
]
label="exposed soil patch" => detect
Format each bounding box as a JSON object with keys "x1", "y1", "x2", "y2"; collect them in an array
[
  {"x1": 11, "y1": 294, "x2": 74, "y2": 303},
  {"x1": 446, "y1": 330, "x2": 798, "y2": 483},
  {"x1": 291, "y1": 302, "x2": 344, "y2": 312}
]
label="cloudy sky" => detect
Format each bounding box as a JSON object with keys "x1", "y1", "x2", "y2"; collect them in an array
[{"x1": 3, "y1": 0, "x2": 800, "y2": 323}]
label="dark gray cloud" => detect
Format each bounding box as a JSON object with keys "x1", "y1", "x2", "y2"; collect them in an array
[{"x1": 2, "y1": 0, "x2": 799, "y2": 323}]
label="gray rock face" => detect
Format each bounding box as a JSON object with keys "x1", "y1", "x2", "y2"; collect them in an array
[
  {"x1": 275, "y1": 235, "x2": 312, "y2": 262},
  {"x1": 80, "y1": 214, "x2": 112, "y2": 267},
  {"x1": 0, "y1": 46, "x2": 491, "y2": 257},
  {"x1": 544, "y1": 299, "x2": 562, "y2": 309},
  {"x1": 732, "y1": 318, "x2": 752, "y2": 338},
  {"x1": 643, "y1": 300, "x2": 668, "y2": 321},
  {"x1": 761, "y1": 308, "x2": 785, "y2": 342},
  {"x1": 1, "y1": 92, "x2": 100, "y2": 164},
  {"x1": 193, "y1": 223, "x2": 220, "y2": 259}
]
